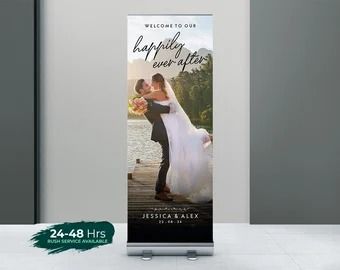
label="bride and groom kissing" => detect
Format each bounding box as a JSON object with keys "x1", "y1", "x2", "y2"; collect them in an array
[{"x1": 134, "y1": 73, "x2": 212, "y2": 203}]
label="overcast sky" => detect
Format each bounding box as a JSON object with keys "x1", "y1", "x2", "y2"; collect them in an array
[{"x1": 128, "y1": 15, "x2": 213, "y2": 62}]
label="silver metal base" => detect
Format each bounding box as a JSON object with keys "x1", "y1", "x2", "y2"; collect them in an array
[
  {"x1": 141, "y1": 250, "x2": 153, "y2": 260},
  {"x1": 187, "y1": 250, "x2": 198, "y2": 260},
  {"x1": 127, "y1": 242, "x2": 214, "y2": 256}
]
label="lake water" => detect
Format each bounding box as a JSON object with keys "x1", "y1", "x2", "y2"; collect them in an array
[
  {"x1": 127, "y1": 119, "x2": 213, "y2": 172},
  {"x1": 128, "y1": 119, "x2": 162, "y2": 172}
]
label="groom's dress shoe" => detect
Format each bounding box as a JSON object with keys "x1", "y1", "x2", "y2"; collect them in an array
[
  {"x1": 155, "y1": 192, "x2": 173, "y2": 201},
  {"x1": 163, "y1": 185, "x2": 170, "y2": 193}
]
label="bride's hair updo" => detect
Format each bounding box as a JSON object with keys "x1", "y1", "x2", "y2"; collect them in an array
[{"x1": 152, "y1": 73, "x2": 168, "y2": 98}]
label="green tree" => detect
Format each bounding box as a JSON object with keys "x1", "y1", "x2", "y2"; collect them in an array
[{"x1": 171, "y1": 54, "x2": 213, "y2": 130}]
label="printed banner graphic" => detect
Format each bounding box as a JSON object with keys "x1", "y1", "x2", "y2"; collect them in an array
[
  {"x1": 127, "y1": 15, "x2": 213, "y2": 243},
  {"x1": 31, "y1": 221, "x2": 115, "y2": 254}
]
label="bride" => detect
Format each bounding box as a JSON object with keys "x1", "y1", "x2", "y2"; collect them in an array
[{"x1": 143, "y1": 73, "x2": 212, "y2": 203}]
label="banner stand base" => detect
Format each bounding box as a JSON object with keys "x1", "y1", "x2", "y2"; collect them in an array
[
  {"x1": 141, "y1": 250, "x2": 153, "y2": 261},
  {"x1": 141, "y1": 250, "x2": 198, "y2": 260},
  {"x1": 186, "y1": 250, "x2": 198, "y2": 261},
  {"x1": 127, "y1": 243, "x2": 214, "y2": 256}
]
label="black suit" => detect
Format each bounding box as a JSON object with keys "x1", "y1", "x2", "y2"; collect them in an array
[{"x1": 144, "y1": 99, "x2": 170, "y2": 193}]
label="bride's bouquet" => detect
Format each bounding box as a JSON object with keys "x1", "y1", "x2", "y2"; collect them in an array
[{"x1": 128, "y1": 96, "x2": 148, "y2": 115}]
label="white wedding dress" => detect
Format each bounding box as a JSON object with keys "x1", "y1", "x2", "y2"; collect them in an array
[{"x1": 155, "y1": 81, "x2": 213, "y2": 203}]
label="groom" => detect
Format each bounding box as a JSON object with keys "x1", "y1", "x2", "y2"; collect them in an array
[{"x1": 135, "y1": 79, "x2": 173, "y2": 201}]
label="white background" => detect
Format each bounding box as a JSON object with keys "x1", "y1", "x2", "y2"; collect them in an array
[{"x1": 40, "y1": 0, "x2": 249, "y2": 223}]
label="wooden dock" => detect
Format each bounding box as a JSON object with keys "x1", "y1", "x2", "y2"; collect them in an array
[{"x1": 128, "y1": 160, "x2": 212, "y2": 225}]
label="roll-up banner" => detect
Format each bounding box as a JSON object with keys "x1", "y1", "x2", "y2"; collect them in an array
[{"x1": 127, "y1": 15, "x2": 213, "y2": 256}]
